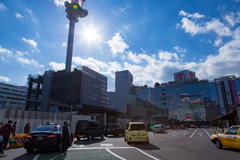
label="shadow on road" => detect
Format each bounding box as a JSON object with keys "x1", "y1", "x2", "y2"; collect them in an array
[
  {"x1": 129, "y1": 143, "x2": 160, "y2": 151},
  {"x1": 73, "y1": 138, "x2": 105, "y2": 145},
  {"x1": 12, "y1": 150, "x2": 41, "y2": 160},
  {"x1": 222, "y1": 147, "x2": 240, "y2": 153},
  {"x1": 106, "y1": 135, "x2": 124, "y2": 139}
]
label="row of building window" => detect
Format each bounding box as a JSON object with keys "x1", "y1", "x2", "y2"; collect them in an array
[{"x1": 0, "y1": 87, "x2": 26, "y2": 93}]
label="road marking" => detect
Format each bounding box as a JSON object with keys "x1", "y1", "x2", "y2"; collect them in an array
[
  {"x1": 135, "y1": 148, "x2": 160, "y2": 160},
  {"x1": 183, "y1": 132, "x2": 189, "y2": 136},
  {"x1": 33, "y1": 152, "x2": 41, "y2": 160},
  {"x1": 101, "y1": 144, "x2": 114, "y2": 147},
  {"x1": 171, "y1": 130, "x2": 189, "y2": 137},
  {"x1": 69, "y1": 147, "x2": 135, "y2": 150},
  {"x1": 190, "y1": 128, "x2": 198, "y2": 137},
  {"x1": 203, "y1": 129, "x2": 211, "y2": 137},
  {"x1": 167, "y1": 131, "x2": 177, "y2": 135},
  {"x1": 106, "y1": 148, "x2": 126, "y2": 160}
]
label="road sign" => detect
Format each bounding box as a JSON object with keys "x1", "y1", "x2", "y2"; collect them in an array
[{"x1": 54, "y1": 107, "x2": 60, "y2": 114}]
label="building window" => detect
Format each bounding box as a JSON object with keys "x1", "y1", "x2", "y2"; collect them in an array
[
  {"x1": 2, "y1": 88, "x2": 10, "y2": 90},
  {"x1": 163, "y1": 102, "x2": 166, "y2": 105},
  {"x1": 11, "y1": 89, "x2": 18, "y2": 92},
  {"x1": 162, "y1": 93, "x2": 166, "y2": 96},
  {"x1": 162, "y1": 89, "x2": 165, "y2": 91}
]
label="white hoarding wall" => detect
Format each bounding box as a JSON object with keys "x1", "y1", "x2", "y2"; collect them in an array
[{"x1": 216, "y1": 81, "x2": 226, "y2": 114}]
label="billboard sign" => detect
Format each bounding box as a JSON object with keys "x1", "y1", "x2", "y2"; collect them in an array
[
  {"x1": 216, "y1": 81, "x2": 226, "y2": 114},
  {"x1": 189, "y1": 72, "x2": 195, "y2": 79}
]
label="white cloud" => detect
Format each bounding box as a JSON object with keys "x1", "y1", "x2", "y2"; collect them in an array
[
  {"x1": 119, "y1": 7, "x2": 126, "y2": 12},
  {"x1": 18, "y1": 57, "x2": 44, "y2": 68},
  {"x1": 62, "y1": 42, "x2": 67, "y2": 47},
  {"x1": 72, "y1": 57, "x2": 108, "y2": 72},
  {"x1": 206, "y1": 18, "x2": 232, "y2": 36},
  {"x1": 0, "y1": 3, "x2": 6, "y2": 10},
  {"x1": 0, "y1": 45, "x2": 13, "y2": 56},
  {"x1": 26, "y1": 10, "x2": 38, "y2": 24},
  {"x1": 214, "y1": 38, "x2": 222, "y2": 47},
  {"x1": 0, "y1": 76, "x2": 10, "y2": 82},
  {"x1": 174, "y1": 46, "x2": 187, "y2": 53},
  {"x1": 49, "y1": 62, "x2": 65, "y2": 71},
  {"x1": 179, "y1": 10, "x2": 205, "y2": 19},
  {"x1": 159, "y1": 51, "x2": 179, "y2": 61},
  {"x1": 16, "y1": 51, "x2": 29, "y2": 57},
  {"x1": 22, "y1": 38, "x2": 37, "y2": 48},
  {"x1": 107, "y1": 33, "x2": 129, "y2": 57},
  {"x1": 54, "y1": 0, "x2": 70, "y2": 6},
  {"x1": 36, "y1": 33, "x2": 40, "y2": 38},
  {"x1": 141, "y1": 48, "x2": 146, "y2": 53},
  {"x1": 126, "y1": 51, "x2": 142, "y2": 64},
  {"x1": 179, "y1": 16, "x2": 232, "y2": 37},
  {"x1": 16, "y1": 13, "x2": 23, "y2": 19},
  {"x1": 180, "y1": 54, "x2": 185, "y2": 57}
]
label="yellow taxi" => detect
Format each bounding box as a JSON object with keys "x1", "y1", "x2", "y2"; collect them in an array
[
  {"x1": 124, "y1": 122, "x2": 149, "y2": 144},
  {"x1": 211, "y1": 125, "x2": 240, "y2": 149}
]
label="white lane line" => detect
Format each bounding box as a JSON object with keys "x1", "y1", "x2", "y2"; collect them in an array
[
  {"x1": 135, "y1": 148, "x2": 160, "y2": 160},
  {"x1": 68, "y1": 147, "x2": 135, "y2": 150},
  {"x1": 171, "y1": 130, "x2": 189, "y2": 137},
  {"x1": 203, "y1": 129, "x2": 211, "y2": 137},
  {"x1": 190, "y1": 128, "x2": 198, "y2": 137},
  {"x1": 167, "y1": 131, "x2": 177, "y2": 135},
  {"x1": 50, "y1": 154, "x2": 62, "y2": 160},
  {"x1": 106, "y1": 148, "x2": 126, "y2": 160},
  {"x1": 33, "y1": 152, "x2": 42, "y2": 160},
  {"x1": 183, "y1": 132, "x2": 189, "y2": 136}
]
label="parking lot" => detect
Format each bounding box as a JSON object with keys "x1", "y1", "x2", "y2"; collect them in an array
[{"x1": 1, "y1": 128, "x2": 240, "y2": 160}]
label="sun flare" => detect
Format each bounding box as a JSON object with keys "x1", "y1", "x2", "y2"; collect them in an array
[{"x1": 83, "y1": 29, "x2": 99, "y2": 41}]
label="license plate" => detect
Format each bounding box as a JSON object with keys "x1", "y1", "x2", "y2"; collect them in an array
[
  {"x1": 37, "y1": 136, "x2": 43, "y2": 140},
  {"x1": 137, "y1": 138, "x2": 141, "y2": 141},
  {"x1": 79, "y1": 135, "x2": 82, "y2": 138}
]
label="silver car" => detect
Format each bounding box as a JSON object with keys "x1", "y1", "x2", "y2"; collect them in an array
[{"x1": 152, "y1": 125, "x2": 165, "y2": 133}]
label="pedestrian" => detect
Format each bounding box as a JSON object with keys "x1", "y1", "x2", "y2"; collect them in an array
[
  {"x1": 13, "y1": 122, "x2": 17, "y2": 132},
  {"x1": 24, "y1": 123, "x2": 31, "y2": 134},
  {"x1": 61, "y1": 121, "x2": 71, "y2": 153},
  {"x1": 0, "y1": 122, "x2": 3, "y2": 130},
  {"x1": 0, "y1": 120, "x2": 16, "y2": 155}
]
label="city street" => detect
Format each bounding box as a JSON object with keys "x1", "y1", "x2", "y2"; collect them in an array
[{"x1": 1, "y1": 128, "x2": 240, "y2": 160}]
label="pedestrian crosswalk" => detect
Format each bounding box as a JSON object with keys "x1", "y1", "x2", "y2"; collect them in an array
[{"x1": 151, "y1": 128, "x2": 214, "y2": 138}]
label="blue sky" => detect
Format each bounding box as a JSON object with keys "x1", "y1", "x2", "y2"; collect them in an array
[{"x1": 0, "y1": 0, "x2": 240, "y2": 91}]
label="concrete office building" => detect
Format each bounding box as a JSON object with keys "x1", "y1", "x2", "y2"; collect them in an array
[
  {"x1": 136, "y1": 70, "x2": 240, "y2": 122},
  {"x1": 26, "y1": 66, "x2": 110, "y2": 112},
  {"x1": 0, "y1": 82, "x2": 27, "y2": 109}
]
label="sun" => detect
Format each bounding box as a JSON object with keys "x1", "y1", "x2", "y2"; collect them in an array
[{"x1": 83, "y1": 28, "x2": 99, "y2": 41}]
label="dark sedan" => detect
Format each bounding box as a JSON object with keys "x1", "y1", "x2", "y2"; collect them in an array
[
  {"x1": 24, "y1": 125, "x2": 73, "y2": 153},
  {"x1": 104, "y1": 123, "x2": 124, "y2": 137}
]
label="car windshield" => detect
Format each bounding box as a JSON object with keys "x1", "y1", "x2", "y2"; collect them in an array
[
  {"x1": 33, "y1": 125, "x2": 59, "y2": 132},
  {"x1": 130, "y1": 124, "x2": 146, "y2": 130},
  {"x1": 77, "y1": 121, "x2": 88, "y2": 127}
]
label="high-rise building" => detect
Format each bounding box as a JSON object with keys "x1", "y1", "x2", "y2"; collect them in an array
[
  {"x1": 0, "y1": 82, "x2": 27, "y2": 109},
  {"x1": 115, "y1": 70, "x2": 133, "y2": 95}
]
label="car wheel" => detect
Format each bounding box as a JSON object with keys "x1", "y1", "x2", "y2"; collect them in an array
[
  {"x1": 26, "y1": 149, "x2": 34, "y2": 153},
  {"x1": 88, "y1": 134, "x2": 92, "y2": 141},
  {"x1": 146, "y1": 141, "x2": 149, "y2": 144},
  {"x1": 124, "y1": 135, "x2": 126, "y2": 141},
  {"x1": 101, "y1": 134, "x2": 104, "y2": 139},
  {"x1": 115, "y1": 132, "x2": 119, "y2": 137},
  {"x1": 55, "y1": 140, "x2": 62, "y2": 152},
  {"x1": 77, "y1": 137, "x2": 80, "y2": 141},
  {"x1": 215, "y1": 139, "x2": 222, "y2": 149},
  {"x1": 104, "y1": 134, "x2": 108, "y2": 137},
  {"x1": 127, "y1": 137, "x2": 130, "y2": 144}
]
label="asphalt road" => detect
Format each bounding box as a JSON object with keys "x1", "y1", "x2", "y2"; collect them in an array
[{"x1": 1, "y1": 128, "x2": 240, "y2": 160}]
